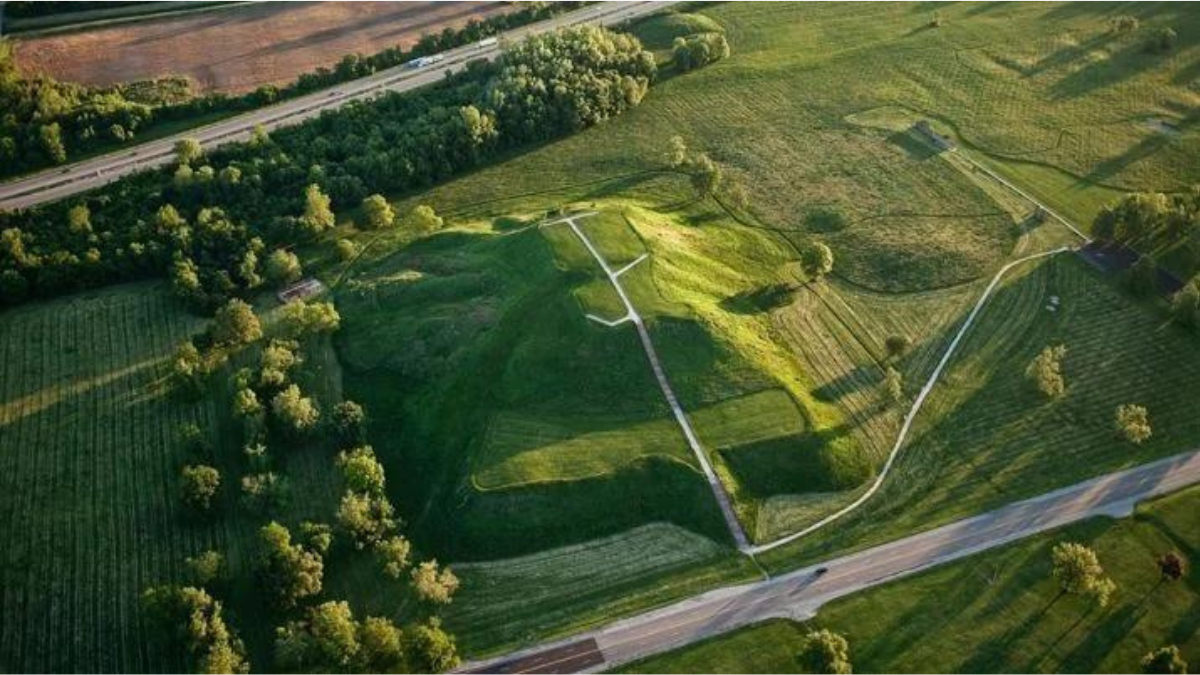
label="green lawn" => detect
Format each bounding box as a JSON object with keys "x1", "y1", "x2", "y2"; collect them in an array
[{"x1": 625, "y1": 485, "x2": 1200, "y2": 673}]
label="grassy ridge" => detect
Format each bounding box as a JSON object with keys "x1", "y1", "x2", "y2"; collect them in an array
[{"x1": 626, "y1": 485, "x2": 1200, "y2": 673}]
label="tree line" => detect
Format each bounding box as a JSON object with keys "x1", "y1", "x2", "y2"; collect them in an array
[
  {"x1": 0, "y1": 2, "x2": 584, "y2": 179},
  {"x1": 0, "y1": 25, "x2": 657, "y2": 311}
]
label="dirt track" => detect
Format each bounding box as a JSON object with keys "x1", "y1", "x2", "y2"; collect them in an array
[{"x1": 13, "y1": 1, "x2": 510, "y2": 94}]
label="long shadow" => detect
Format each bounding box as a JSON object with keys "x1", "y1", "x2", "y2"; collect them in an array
[
  {"x1": 1050, "y1": 40, "x2": 1167, "y2": 101},
  {"x1": 959, "y1": 592, "x2": 1065, "y2": 673}
]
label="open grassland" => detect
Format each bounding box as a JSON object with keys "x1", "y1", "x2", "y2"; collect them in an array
[
  {"x1": 627, "y1": 485, "x2": 1200, "y2": 673},
  {"x1": 398, "y1": 3, "x2": 1198, "y2": 263},
  {"x1": 761, "y1": 254, "x2": 1200, "y2": 570},
  {"x1": 0, "y1": 283, "x2": 225, "y2": 671}
]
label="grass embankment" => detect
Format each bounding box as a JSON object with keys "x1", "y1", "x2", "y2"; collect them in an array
[{"x1": 626, "y1": 485, "x2": 1200, "y2": 673}]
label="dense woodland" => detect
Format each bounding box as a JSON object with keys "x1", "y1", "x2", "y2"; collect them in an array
[
  {"x1": 0, "y1": 25, "x2": 656, "y2": 310},
  {"x1": 0, "y1": 2, "x2": 583, "y2": 179}
]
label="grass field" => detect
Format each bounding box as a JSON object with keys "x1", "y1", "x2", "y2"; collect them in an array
[
  {"x1": 626, "y1": 485, "x2": 1200, "y2": 673},
  {"x1": 760, "y1": 254, "x2": 1200, "y2": 569}
]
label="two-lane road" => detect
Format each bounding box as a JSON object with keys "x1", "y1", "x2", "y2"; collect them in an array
[
  {"x1": 0, "y1": 1, "x2": 680, "y2": 211},
  {"x1": 462, "y1": 449, "x2": 1200, "y2": 673}
]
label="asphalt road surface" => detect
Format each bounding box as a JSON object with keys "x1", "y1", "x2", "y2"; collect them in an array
[
  {"x1": 460, "y1": 449, "x2": 1200, "y2": 673},
  {"x1": 0, "y1": 1, "x2": 680, "y2": 211}
]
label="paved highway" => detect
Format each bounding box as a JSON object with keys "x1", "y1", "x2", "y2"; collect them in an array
[
  {"x1": 461, "y1": 449, "x2": 1200, "y2": 673},
  {"x1": 0, "y1": 1, "x2": 680, "y2": 211}
]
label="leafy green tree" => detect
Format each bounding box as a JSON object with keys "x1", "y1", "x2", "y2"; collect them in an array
[
  {"x1": 332, "y1": 400, "x2": 367, "y2": 446},
  {"x1": 1116, "y1": 404, "x2": 1152, "y2": 445},
  {"x1": 241, "y1": 472, "x2": 289, "y2": 513},
  {"x1": 275, "y1": 601, "x2": 360, "y2": 671},
  {"x1": 67, "y1": 204, "x2": 91, "y2": 234},
  {"x1": 338, "y1": 446, "x2": 385, "y2": 495},
  {"x1": 1026, "y1": 344, "x2": 1068, "y2": 399},
  {"x1": 1127, "y1": 255, "x2": 1159, "y2": 296},
  {"x1": 666, "y1": 135, "x2": 688, "y2": 168},
  {"x1": 883, "y1": 366, "x2": 904, "y2": 406},
  {"x1": 337, "y1": 492, "x2": 397, "y2": 549},
  {"x1": 40, "y1": 123, "x2": 67, "y2": 164},
  {"x1": 212, "y1": 299, "x2": 262, "y2": 347},
  {"x1": 411, "y1": 560, "x2": 460, "y2": 605},
  {"x1": 1142, "y1": 645, "x2": 1188, "y2": 674},
  {"x1": 1147, "y1": 27, "x2": 1178, "y2": 53},
  {"x1": 173, "y1": 340, "x2": 205, "y2": 393},
  {"x1": 175, "y1": 138, "x2": 203, "y2": 166},
  {"x1": 689, "y1": 152, "x2": 722, "y2": 199},
  {"x1": 335, "y1": 238, "x2": 360, "y2": 261},
  {"x1": 800, "y1": 242, "x2": 834, "y2": 282},
  {"x1": 885, "y1": 334, "x2": 910, "y2": 361},
  {"x1": 265, "y1": 249, "x2": 302, "y2": 287},
  {"x1": 181, "y1": 465, "x2": 220, "y2": 514},
  {"x1": 1052, "y1": 541, "x2": 1117, "y2": 607},
  {"x1": 798, "y1": 629, "x2": 852, "y2": 674},
  {"x1": 185, "y1": 550, "x2": 225, "y2": 589},
  {"x1": 278, "y1": 300, "x2": 341, "y2": 339},
  {"x1": 406, "y1": 204, "x2": 444, "y2": 236},
  {"x1": 300, "y1": 184, "x2": 335, "y2": 236},
  {"x1": 271, "y1": 384, "x2": 320, "y2": 436},
  {"x1": 404, "y1": 618, "x2": 460, "y2": 673},
  {"x1": 358, "y1": 616, "x2": 405, "y2": 672},
  {"x1": 259, "y1": 339, "x2": 300, "y2": 388},
  {"x1": 256, "y1": 522, "x2": 324, "y2": 609},
  {"x1": 377, "y1": 535, "x2": 412, "y2": 579},
  {"x1": 142, "y1": 585, "x2": 249, "y2": 674},
  {"x1": 360, "y1": 194, "x2": 396, "y2": 230},
  {"x1": 232, "y1": 387, "x2": 261, "y2": 418},
  {"x1": 1171, "y1": 283, "x2": 1199, "y2": 329}
]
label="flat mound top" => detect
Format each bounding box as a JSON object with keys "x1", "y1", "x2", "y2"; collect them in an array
[{"x1": 13, "y1": 1, "x2": 512, "y2": 94}]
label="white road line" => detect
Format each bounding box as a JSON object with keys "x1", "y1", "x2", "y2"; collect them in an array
[
  {"x1": 586, "y1": 313, "x2": 632, "y2": 327},
  {"x1": 613, "y1": 253, "x2": 649, "y2": 278},
  {"x1": 543, "y1": 213, "x2": 751, "y2": 550}
]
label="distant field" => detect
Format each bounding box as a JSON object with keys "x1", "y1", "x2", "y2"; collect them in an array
[
  {"x1": 13, "y1": 1, "x2": 511, "y2": 93},
  {"x1": 627, "y1": 485, "x2": 1200, "y2": 673}
]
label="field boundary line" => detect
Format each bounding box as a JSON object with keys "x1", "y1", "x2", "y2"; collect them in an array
[
  {"x1": 541, "y1": 212, "x2": 751, "y2": 551},
  {"x1": 749, "y1": 246, "x2": 1073, "y2": 555}
]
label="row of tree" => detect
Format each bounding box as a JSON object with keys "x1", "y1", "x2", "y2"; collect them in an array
[
  {"x1": 0, "y1": 3, "x2": 585, "y2": 179},
  {"x1": 0, "y1": 25, "x2": 658, "y2": 310}
]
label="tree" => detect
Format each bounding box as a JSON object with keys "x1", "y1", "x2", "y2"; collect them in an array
[
  {"x1": 173, "y1": 340, "x2": 205, "y2": 393},
  {"x1": 1157, "y1": 551, "x2": 1187, "y2": 583},
  {"x1": 377, "y1": 535, "x2": 412, "y2": 579},
  {"x1": 175, "y1": 138, "x2": 203, "y2": 166},
  {"x1": 1142, "y1": 645, "x2": 1188, "y2": 674},
  {"x1": 884, "y1": 334, "x2": 910, "y2": 361},
  {"x1": 411, "y1": 560, "x2": 460, "y2": 605},
  {"x1": 271, "y1": 384, "x2": 320, "y2": 436},
  {"x1": 1025, "y1": 344, "x2": 1068, "y2": 399},
  {"x1": 1116, "y1": 404, "x2": 1152, "y2": 445},
  {"x1": 212, "y1": 299, "x2": 262, "y2": 347},
  {"x1": 360, "y1": 194, "x2": 396, "y2": 230},
  {"x1": 241, "y1": 472, "x2": 289, "y2": 513},
  {"x1": 279, "y1": 300, "x2": 341, "y2": 339},
  {"x1": 256, "y1": 522, "x2": 324, "y2": 609},
  {"x1": 332, "y1": 400, "x2": 368, "y2": 446},
  {"x1": 666, "y1": 135, "x2": 688, "y2": 168},
  {"x1": 67, "y1": 204, "x2": 92, "y2": 234},
  {"x1": 405, "y1": 204, "x2": 444, "y2": 236},
  {"x1": 1171, "y1": 283, "x2": 1199, "y2": 329},
  {"x1": 689, "y1": 152, "x2": 721, "y2": 199},
  {"x1": 1147, "y1": 27, "x2": 1178, "y2": 54},
  {"x1": 275, "y1": 601, "x2": 360, "y2": 671},
  {"x1": 300, "y1": 184, "x2": 335, "y2": 236},
  {"x1": 142, "y1": 585, "x2": 249, "y2": 674},
  {"x1": 265, "y1": 249, "x2": 302, "y2": 287},
  {"x1": 338, "y1": 446, "x2": 386, "y2": 495},
  {"x1": 1051, "y1": 541, "x2": 1117, "y2": 607},
  {"x1": 181, "y1": 465, "x2": 221, "y2": 514},
  {"x1": 798, "y1": 629, "x2": 852, "y2": 674},
  {"x1": 405, "y1": 618, "x2": 460, "y2": 673},
  {"x1": 259, "y1": 339, "x2": 299, "y2": 388},
  {"x1": 883, "y1": 366, "x2": 904, "y2": 406},
  {"x1": 185, "y1": 550, "x2": 226, "y2": 588},
  {"x1": 358, "y1": 616, "x2": 405, "y2": 672},
  {"x1": 39, "y1": 123, "x2": 67, "y2": 164},
  {"x1": 1127, "y1": 255, "x2": 1159, "y2": 296},
  {"x1": 337, "y1": 492, "x2": 396, "y2": 548},
  {"x1": 232, "y1": 387, "x2": 261, "y2": 418},
  {"x1": 335, "y1": 238, "x2": 360, "y2": 261},
  {"x1": 800, "y1": 242, "x2": 835, "y2": 282}
]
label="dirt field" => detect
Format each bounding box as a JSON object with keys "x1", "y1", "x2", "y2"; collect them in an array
[{"x1": 13, "y1": 1, "x2": 512, "y2": 94}]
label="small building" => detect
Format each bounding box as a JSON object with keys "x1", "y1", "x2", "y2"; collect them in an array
[
  {"x1": 277, "y1": 278, "x2": 326, "y2": 304},
  {"x1": 914, "y1": 120, "x2": 955, "y2": 151}
]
